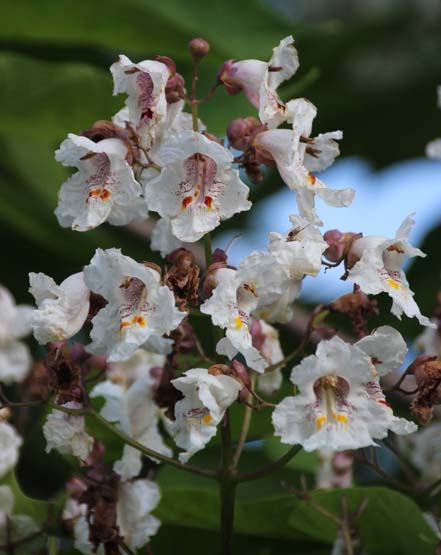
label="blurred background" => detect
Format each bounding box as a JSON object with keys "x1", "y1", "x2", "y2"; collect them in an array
[
  {"x1": 1, "y1": 0, "x2": 441, "y2": 339},
  {"x1": 1, "y1": 2, "x2": 441, "y2": 553}
]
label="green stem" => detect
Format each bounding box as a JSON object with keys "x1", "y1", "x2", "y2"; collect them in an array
[
  {"x1": 235, "y1": 445, "x2": 302, "y2": 483},
  {"x1": 219, "y1": 412, "x2": 236, "y2": 555},
  {"x1": 232, "y1": 375, "x2": 255, "y2": 467},
  {"x1": 48, "y1": 404, "x2": 217, "y2": 480},
  {"x1": 90, "y1": 410, "x2": 216, "y2": 479}
]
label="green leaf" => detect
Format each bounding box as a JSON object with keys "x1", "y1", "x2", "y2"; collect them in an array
[
  {"x1": 3, "y1": 471, "x2": 51, "y2": 525},
  {"x1": 289, "y1": 487, "x2": 438, "y2": 555}
]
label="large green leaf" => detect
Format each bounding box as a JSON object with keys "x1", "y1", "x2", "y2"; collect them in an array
[{"x1": 289, "y1": 487, "x2": 438, "y2": 554}]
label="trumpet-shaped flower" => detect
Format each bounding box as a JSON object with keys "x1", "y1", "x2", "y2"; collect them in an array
[
  {"x1": 29, "y1": 272, "x2": 90, "y2": 344},
  {"x1": 272, "y1": 334, "x2": 416, "y2": 452},
  {"x1": 171, "y1": 368, "x2": 241, "y2": 462},
  {"x1": 0, "y1": 285, "x2": 32, "y2": 384},
  {"x1": 201, "y1": 267, "x2": 268, "y2": 371},
  {"x1": 84, "y1": 249, "x2": 184, "y2": 361},
  {"x1": 219, "y1": 36, "x2": 299, "y2": 128},
  {"x1": 144, "y1": 131, "x2": 251, "y2": 242},
  {"x1": 268, "y1": 214, "x2": 328, "y2": 279},
  {"x1": 55, "y1": 134, "x2": 147, "y2": 231},
  {"x1": 110, "y1": 55, "x2": 170, "y2": 150},
  {"x1": 91, "y1": 375, "x2": 171, "y2": 480},
  {"x1": 43, "y1": 402, "x2": 93, "y2": 461},
  {"x1": 347, "y1": 214, "x2": 433, "y2": 327},
  {"x1": 254, "y1": 98, "x2": 353, "y2": 224}
]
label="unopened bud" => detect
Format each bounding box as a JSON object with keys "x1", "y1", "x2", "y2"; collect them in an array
[
  {"x1": 227, "y1": 117, "x2": 262, "y2": 151},
  {"x1": 208, "y1": 364, "x2": 230, "y2": 376},
  {"x1": 188, "y1": 38, "x2": 210, "y2": 63}
]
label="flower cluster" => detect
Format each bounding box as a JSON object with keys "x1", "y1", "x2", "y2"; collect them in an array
[{"x1": 1, "y1": 36, "x2": 440, "y2": 555}]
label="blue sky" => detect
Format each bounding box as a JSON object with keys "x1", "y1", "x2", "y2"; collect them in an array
[{"x1": 214, "y1": 156, "x2": 441, "y2": 303}]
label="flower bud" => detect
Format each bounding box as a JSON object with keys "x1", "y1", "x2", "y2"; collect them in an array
[
  {"x1": 208, "y1": 363, "x2": 231, "y2": 376},
  {"x1": 324, "y1": 230, "x2": 361, "y2": 265},
  {"x1": 227, "y1": 117, "x2": 261, "y2": 151},
  {"x1": 188, "y1": 38, "x2": 210, "y2": 63}
]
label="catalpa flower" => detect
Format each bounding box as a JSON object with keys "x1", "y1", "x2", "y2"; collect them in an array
[
  {"x1": 91, "y1": 375, "x2": 171, "y2": 480},
  {"x1": 0, "y1": 421, "x2": 22, "y2": 478},
  {"x1": 55, "y1": 134, "x2": 147, "y2": 231},
  {"x1": 0, "y1": 285, "x2": 32, "y2": 384},
  {"x1": 268, "y1": 214, "x2": 328, "y2": 278},
  {"x1": 219, "y1": 36, "x2": 299, "y2": 128},
  {"x1": 251, "y1": 320, "x2": 285, "y2": 395},
  {"x1": 171, "y1": 368, "x2": 241, "y2": 462},
  {"x1": 201, "y1": 266, "x2": 271, "y2": 371},
  {"x1": 29, "y1": 272, "x2": 90, "y2": 344},
  {"x1": 144, "y1": 131, "x2": 251, "y2": 242},
  {"x1": 64, "y1": 479, "x2": 161, "y2": 554},
  {"x1": 254, "y1": 98, "x2": 353, "y2": 224},
  {"x1": 43, "y1": 402, "x2": 93, "y2": 461},
  {"x1": 426, "y1": 86, "x2": 441, "y2": 159},
  {"x1": 84, "y1": 249, "x2": 184, "y2": 361},
  {"x1": 347, "y1": 214, "x2": 433, "y2": 327},
  {"x1": 272, "y1": 331, "x2": 416, "y2": 452},
  {"x1": 110, "y1": 55, "x2": 170, "y2": 150}
]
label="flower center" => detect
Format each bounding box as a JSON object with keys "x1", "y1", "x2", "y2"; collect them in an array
[
  {"x1": 85, "y1": 152, "x2": 114, "y2": 203},
  {"x1": 118, "y1": 277, "x2": 149, "y2": 331},
  {"x1": 136, "y1": 71, "x2": 155, "y2": 121},
  {"x1": 185, "y1": 407, "x2": 212, "y2": 431},
  {"x1": 179, "y1": 153, "x2": 221, "y2": 211},
  {"x1": 312, "y1": 375, "x2": 350, "y2": 430}
]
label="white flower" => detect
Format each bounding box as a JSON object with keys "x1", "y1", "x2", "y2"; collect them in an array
[
  {"x1": 150, "y1": 217, "x2": 183, "y2": 258},
  {"x1": 171, "y1": 368, "x2": 241, "y2": 462},
  {"x1": 259, "y1": 36, "x2": 300, "y2": 128},
  {"x1": 347, "y1": 214, "x2": 433, "y2": 327},
  {"x1": 426, "y1": 86, "x2": 441, "y2": 159},
  {"x1": 200, "y1": 267, "x2": 267, "y2": 371},
  {"x1": 254, "y1": 98, "x2": 353, "y2": 224},
  {"x1": 83, "y1": 248, "x2": 184, "y2": 362},
  {"x1": 63, "y1": 499, "x2": 93, "y2": 555},
  {"x1": 29, "y1": 272, "x2": 90, "y2": 344},
  {"x1": 272, "y1": 335, "x2": 416, "y2": 452},
  {"x1": 91, "y1": 376, "x2": 171, "y2": 480},
  {"x1": 219, "y1": 36, "x2": 299, "y2": 129},
  {"x1": 117, "y1": 479, "x2": 161, "y2": 548},
  {"x1": 107, "y1": 348, "x2": 165, "y2": 386},
  {"x1": 43, "y1": 402, "x2": 93, "y2": 460},
  {"x1": 0, "y1": 421, "x2": 22, "y2": 478},
  {"x1": 400, "y1": 421, "x2": 441, "y2": 482},
  {"x1": 0, "y1": 486, "x2": 38, "y2": 548},
  {"x1": 110, "y1": 55, "x2": 170, "y2": 150},
  {"x1": 356, "y1": 325, "x2": 407, "y2": 376},
  {"x1": 64, "y1": 479, "x2": 161, "y2": 554},
  {"x1": 55, "y1": 134, "x2": 147, "y2": 231},
  {"x1": 144, "y1": 131, "x2": 251, "y2": 242},
  {"x1": 252, "y1": 321, "x2": 285, "y2": 395},
  {"x1": 0, "y1": 285, "x2": 32, "y2": 384},
  {"x1": 268, "y1": 214, "x2": 328, "y2": 279}
]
